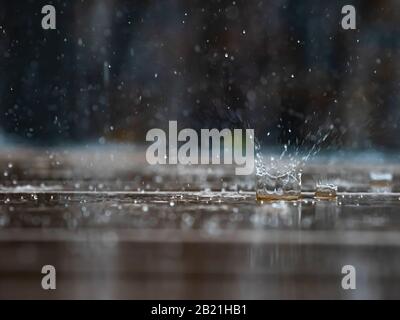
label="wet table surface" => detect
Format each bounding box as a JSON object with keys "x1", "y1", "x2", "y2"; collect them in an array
[{"x1": 1, "y1": 146, "x2": 400, "y2": 299}]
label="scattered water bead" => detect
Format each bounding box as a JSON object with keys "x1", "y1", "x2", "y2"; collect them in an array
[{"x1": 314, "y1": 184, "x2": 338, "y2": 200}]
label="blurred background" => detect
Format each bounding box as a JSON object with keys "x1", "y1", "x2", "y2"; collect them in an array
[
  {"x1": 3, "y1": 1, "x2": 400, "y2": 300},
  {"x1": 1, "y1": 0, "x2": 400, "y2": 151}
]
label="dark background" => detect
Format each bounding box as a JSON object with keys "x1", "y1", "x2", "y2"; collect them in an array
[{"x1": 0, "y1": 0, "x2": 399, "y2": 150}]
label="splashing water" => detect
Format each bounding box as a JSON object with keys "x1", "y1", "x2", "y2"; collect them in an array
[
  {"x1": 255, "y1": 148, "x2": 302, "y2": 200},
  {"x1": 315, "y1": 183, "x2": 338, "y2": 200},
  {"x1": 255, "y1": 124, "x2": 335, "y2": 201}
]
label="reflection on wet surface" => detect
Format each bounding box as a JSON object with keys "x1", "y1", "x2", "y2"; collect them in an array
[
  {"x1": 1, "y1": 147, "x2": 400, "y2": 299},
  {"x1": 1, "y1": 191, "x2": 400, "y2": 232}
]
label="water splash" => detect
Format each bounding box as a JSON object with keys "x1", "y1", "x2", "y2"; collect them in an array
[
  {"x1": 255, "y1": 122, "x2": 335, "y2": 200},
  {"x1": 315, "y1": 183, "x2": 338, "y2": 200}
]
